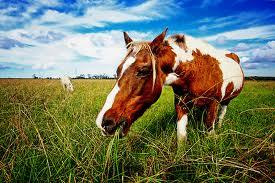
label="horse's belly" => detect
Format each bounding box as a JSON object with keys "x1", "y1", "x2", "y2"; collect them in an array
[{"x1": 219, "y1": 60, "x2": 244, "y2": 100}]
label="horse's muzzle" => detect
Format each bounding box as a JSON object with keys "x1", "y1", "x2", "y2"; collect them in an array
[{"x1": 101, "y1": 118, "x2": 128, "y2": 137}]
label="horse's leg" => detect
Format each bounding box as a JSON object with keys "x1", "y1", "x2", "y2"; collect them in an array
[
  {"x1": 218, "y1": 105, "x2": 228, "y2": 128},
  {"x1": 176, "y1": 104, "x2": 188, "y2": 142},
  {"x1": 205, "y1": 100, "x2": 219, "y2": 135}
]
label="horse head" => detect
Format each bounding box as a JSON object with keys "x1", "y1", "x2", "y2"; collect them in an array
[{"x1": 96, "y1": 28, "x2": 176, "y2": 136}]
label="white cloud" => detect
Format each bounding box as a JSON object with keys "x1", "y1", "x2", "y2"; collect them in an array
[
  {"x1": 36, "y1": 0, "x2": 60, "y2": 7},
  {"x1": 197, "y1": 12, "x2": 275, "y2": 31},
  {"x1": 32, "y1": 62, "x2": 56, "y2": 70},
  {"x1": 0, "y1": 30, "x2": 152, "y2": 76},
  {"x1": 204, "y1": 25, "x2": 275, "y2": 41},
  {"x1": 0, "y1": 25, "x2": 67, "y2": 46},
  {"x1": 267, "y1": 40, "x2": 275, "y2": 47},
  {"x1": 215, "y1": 35, "x2": 228, "y2": 44},
  {"x1": 232, "y1": 41, "x2": 275, "y2": 70},
  {"x1": 242, "y1": 62, "x2": 269, "y2": 69},
  {"x1": 0, "y1": 0, "x2": 177, "y2": 33},
  {"x1": 0, "y1": 0, "x2": 180, "y2": 77},
  {"x1": 0, "y1": 15, "x2": 23, "y2": 30},
  {"x1": 232, "y1": 42, "x2": 251, "y2": 51},
  {"x1": 67, "y1": 30, "x2": 150, "y2": 62},
  {"x1": 0, "y1": 6, "x2": 18, "y2": 15},
  {"x1": 0, "y1": 0, "x2": 61, "y2": 28},
  {"x1": 37, "y1": 0, "x2": 178, "y2": 29},
  {"x1": 128, "y1": 0, "x2": 178, "y2": 18},
  {"x1": 240, "y1": 56, "x2": 249, "y2": 63},
  {"x1": 250, "y1": 41, "x2": 275, "y2": 63}
]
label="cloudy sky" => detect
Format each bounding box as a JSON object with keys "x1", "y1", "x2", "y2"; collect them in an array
[{"x1": 0, "y1": 0, "x2": 275, "y2": 78}]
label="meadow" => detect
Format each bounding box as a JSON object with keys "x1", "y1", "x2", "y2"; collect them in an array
[{"x1": 0, "y1": 79, "x2": 274, "y2": 182}]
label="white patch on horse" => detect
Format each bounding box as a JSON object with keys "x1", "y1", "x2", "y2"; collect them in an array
[
  {"x1": 177, "y1": 114, "x2": 188, "y2": 142},
  {"x1": 219, "y1": 61, "x2": 243, "y2": 99},
  {"x1": 218, "y1": 105, "x2": 227, "y2": 128},
  {"x1": 120, "y1": 57, "x2": 135, "y2": 77},
  {"x1": 165, "y1": 73, "x2": 179, "y2": 85},
  {"x1": 96, "y1": 83, "x2": 120, "y2": 130},
  {"x1": 60, "y1": 76, "x2": 74, "y2": 92},
  {"x1": 183, "y1": 35, "x2": 243, "y2": 100},
  {"x1": 96, "y1": 55, "x2": 136, "y2": 130},
  {"x1": 167, "y1": 37, "x2": 193, "y2": 71}
]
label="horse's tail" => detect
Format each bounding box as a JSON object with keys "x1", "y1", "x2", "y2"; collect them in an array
[{"x1": 225, "y1": 53, "x2": 240, "y2": 64}]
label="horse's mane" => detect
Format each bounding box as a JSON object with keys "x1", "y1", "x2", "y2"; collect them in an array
[{"x1": 122, "y1": 41, "x2": 156, "y2": 91}]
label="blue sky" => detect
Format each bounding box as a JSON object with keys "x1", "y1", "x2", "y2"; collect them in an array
[{"x1": 0, "y1": 0, "x2": 275, "y2": 78}]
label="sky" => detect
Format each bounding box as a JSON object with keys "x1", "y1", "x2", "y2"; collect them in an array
[{"x1": 0, "y1": 0, "x2": 275, "y2": 78}]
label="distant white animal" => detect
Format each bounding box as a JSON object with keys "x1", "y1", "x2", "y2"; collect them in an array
[{"x1": 60, "y1": 76, "x2": 74, "y2": 92}]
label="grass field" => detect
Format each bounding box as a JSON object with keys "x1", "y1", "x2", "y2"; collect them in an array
[{"x1": 0, "y1": 79, "x2": 274, "y2": 182}]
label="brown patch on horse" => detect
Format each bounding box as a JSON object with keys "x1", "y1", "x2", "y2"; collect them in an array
[
  {"x1": 221, "y1": 82, "x2": 243, "y2": 105},
  {"x1": 175, "y1": 104, "x2": 187, "y2": 119},
  {"x1": 155, "y1": 41, "x2": 176, "y2": 74},
  {"x1": 224, "y1": 82, "x2": 234, "y2": 100},
  {"x1": 171, "y1": 49, "x2": 225, "y2": 131},
  {"x1": 226, "y1": 53, "x2": 240, "y2": 64},
  {"x1": 173, "y1": 48, "x2": 223, "y2": 105},
  {"x1": 169, "y1": 34, "x2": 187, "y2": 51},
  {"x1": 221, "y1": 67, "x2": 244, "y2": 105},
  {"x1": 205, "y1": 100, "x2": 219, "y2": 130}
]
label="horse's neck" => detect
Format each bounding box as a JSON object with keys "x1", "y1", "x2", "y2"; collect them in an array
[{"x1": 157, "y1": 47, "x2": 178, "y2": 74}]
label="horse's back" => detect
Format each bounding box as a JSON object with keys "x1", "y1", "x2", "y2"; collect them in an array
[{"x1": 179, "y1": 35, "x2": 244, "y2": 102}]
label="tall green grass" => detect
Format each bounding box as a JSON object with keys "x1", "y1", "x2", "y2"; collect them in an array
[{"x1": 0, "y1": 79, "x2": 274, "y2": 182}]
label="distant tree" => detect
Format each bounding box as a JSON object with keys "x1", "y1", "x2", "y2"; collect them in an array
[
  {"x1": 75, "y1": 74, "x2": 85, "y2": 79},
  {"x1": 32, "y1": 74, "x2": 38, "y2": 79},
  {"x1": 98, "y1": 74, "x2": 109, "y2": 79},
  {"x1": 85, "y1": 74, "x2": 112, "y2": 79},
  {"x1": 92, "y1": 74, "x2": 100, "y2": 79}
]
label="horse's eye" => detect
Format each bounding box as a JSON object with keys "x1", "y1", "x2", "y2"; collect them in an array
[{"x1": 136, "y1": 67, "x2": 151, "y2": 77}]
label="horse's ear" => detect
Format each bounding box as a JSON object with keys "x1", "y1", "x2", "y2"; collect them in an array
[
  {"x1": 150, "y1": 28, "x2": 168, "y2": 50},
  {"x1": 123, "y1": 32, "x2": 133, "y2": 48}
]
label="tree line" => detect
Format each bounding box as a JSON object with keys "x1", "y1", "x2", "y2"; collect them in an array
[{"x1": 32, "y1": 74, "x2": 117, "y2": 79}]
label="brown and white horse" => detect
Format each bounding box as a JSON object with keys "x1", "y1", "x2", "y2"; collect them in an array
[{"x1": 96, "y1": 28, "x2": 244, "y2": 142}]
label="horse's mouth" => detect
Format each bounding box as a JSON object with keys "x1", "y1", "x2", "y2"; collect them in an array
[{"x1": 101, "y1": 120, "x2": 128, "y2": 137}]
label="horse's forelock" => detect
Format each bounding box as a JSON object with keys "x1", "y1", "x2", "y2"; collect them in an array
[{"x1": 121, "y1": 41, "x2": 156, "y2": 91}]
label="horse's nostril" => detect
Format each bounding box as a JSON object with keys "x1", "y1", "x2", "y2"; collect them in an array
[{"x1": 102, "y1": 118, "x2": 115, "y2": 130}]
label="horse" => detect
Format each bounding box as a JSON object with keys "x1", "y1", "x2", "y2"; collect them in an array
[
  {"x1": 60, "y1": 76, "x2": 74, "y2": 92},
  {"x1": 96, "y1": 28, "x2": 244, "y2": 142}
]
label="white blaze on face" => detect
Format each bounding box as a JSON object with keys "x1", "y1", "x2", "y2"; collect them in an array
[
  {"x1": 96, "y1": 83, "x2": 120, "y2": 130},
  {"x1": 96, "y1": 56, "x2": 136, "y2": 130},
  {"x1": 120, "y1": 57, "x2": 135, "y2": 75}
]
